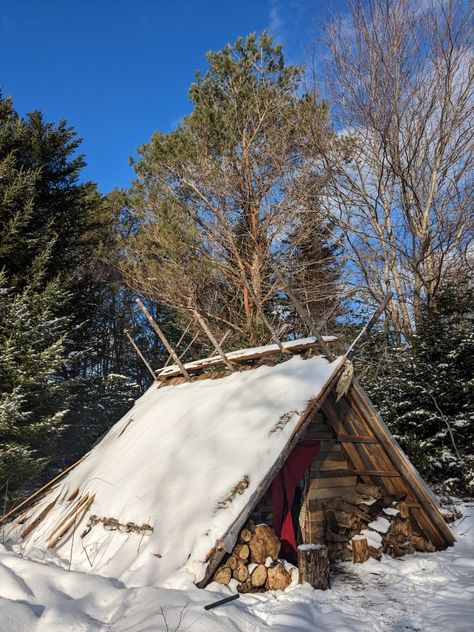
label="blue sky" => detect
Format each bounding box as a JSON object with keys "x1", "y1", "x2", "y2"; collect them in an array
[{"x1": 0, "y1": 1, "x2": 339, "y2": 193}]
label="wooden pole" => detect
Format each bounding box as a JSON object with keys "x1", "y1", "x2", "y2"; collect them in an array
[
  {"x1": 271, "y1": 262, "x2": 336, "y2": 360},
  {"x1": 135, "y1": 298, "x2": 190, "y2": 379},
  {"x1": 163, "y1": 320, "x2": 193, "y2": 367},
  {"x1": 124, "y1": 329, "x2": 158, "y2": 382},
  {"x1": 192, "y1": 310, "x2": 235, "y2": 372},
  {"x1": 345, "y1": 292, "x2": 393, "y2": 360},
  {"x1": 240, "y1": 276, "x2": 286, "y2": 353},
  {"x1": 0, "y1": 456, "x2": 86, "y2": 526}
]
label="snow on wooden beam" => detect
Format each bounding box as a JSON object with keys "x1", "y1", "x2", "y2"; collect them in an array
[{"x1": 155, "y1": 335, "x2": 337, "y2": 379}]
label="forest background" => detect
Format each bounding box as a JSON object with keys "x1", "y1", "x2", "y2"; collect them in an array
[{"x1": 0, "y1": 0, "x2": 472, "y2": 505}]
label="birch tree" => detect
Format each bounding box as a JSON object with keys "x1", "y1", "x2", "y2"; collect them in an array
[{"x1": 322, "y1": 0, "x2": 473, "y2": 338}]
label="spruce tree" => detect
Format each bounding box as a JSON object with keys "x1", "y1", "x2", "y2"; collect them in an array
[
  {"x1": 0, "y1": 93, "x2": 143, "y2": 490},
  {"x1": 0, "y1": 261, "x2": 70, "y2": 495},
  {"x1": 361, "y1": 282, "x2": 474, "y2": 494}
]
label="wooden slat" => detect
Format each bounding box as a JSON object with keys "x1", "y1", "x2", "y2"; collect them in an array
[
  {"x1": 157, "y1": 336, "x2": 337, "y2": 379},
  {"x1": 312, "y1": 459, "x2": 348, "y2": 472},
  {"x1": 305, "y1": 432, "x2": 334, "y2": 440},
  {"x1": 313, "y1": 468, "x2": 400, "y2": 478},
  {"x1": 311, "y1": 476, "x2": 358, "y2": 490},
  {"x1": 337, "y1": 435, "x2": 379, "y2": 444},
  {"x1": 308, "y1": 486, "x2": 359, "y2": 501},
  {"x1": 313, "y1": 446, "x2": 342, "y2": 458}
]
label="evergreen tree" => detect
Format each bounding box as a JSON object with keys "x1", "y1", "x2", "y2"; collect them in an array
[
  {"x1": 0, "y1": 261, "x2": 70, "y2": 496},
  {"x1": 125, "y1": 33, "x2": 339, "y2": 347},
  {"x1": 0, "y1": 93, "x2": 145, "y2": 491},
  {"x1": 361, "y1": 282, "x2": 474, "y2": 494}
]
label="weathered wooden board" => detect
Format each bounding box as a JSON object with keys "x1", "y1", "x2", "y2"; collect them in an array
[{"x1": 156, "y1": 336, "x2": 337, "y2": 379}]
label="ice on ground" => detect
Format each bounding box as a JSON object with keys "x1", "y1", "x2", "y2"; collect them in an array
[{"x1": 0, "y1": 504, "x2": 473, "y2": 631}]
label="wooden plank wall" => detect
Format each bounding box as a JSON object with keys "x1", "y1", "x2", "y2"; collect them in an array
[
  {"x1": 303, "y1": 390, "x2": 446, "y2": 556},
  {"x1": 304, "y1": 410, "x2": 357, "y2": 559}
]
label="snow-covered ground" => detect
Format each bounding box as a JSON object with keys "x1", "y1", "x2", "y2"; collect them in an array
[{"x1": 1, "y1": 503, "x2": 473, "y2": 631}]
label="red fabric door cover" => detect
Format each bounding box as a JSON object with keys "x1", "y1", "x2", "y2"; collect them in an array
[{"x1": 270, "y1": 440, "x2": 321, "y2": 561}]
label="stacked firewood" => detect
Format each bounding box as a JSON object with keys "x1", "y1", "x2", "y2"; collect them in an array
[
  {"x1": 321, "y1": 483, "x2": 435, "y2": 561},
  {"x1": 213, "y1": 523, "x2": 293, "y2": 592}
]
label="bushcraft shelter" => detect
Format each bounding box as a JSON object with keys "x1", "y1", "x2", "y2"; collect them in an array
[{"x1": 2, "y1": 336, "x2": 454, "y2": 589}]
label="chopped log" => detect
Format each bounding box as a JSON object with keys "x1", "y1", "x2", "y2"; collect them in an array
[
  {"x1": 232, "y1": 560, "x2": 249, "y2": 582},
  {"x1": 214, "y1": 565, "x2": 231, "y2": 585},
  {"x1": 239, "y1": 528, "x2": 252, "y2": 543},
  {"x1": 250, "y1": 564, "x2": 267, "y2": 588},
  {"x1": 390, "y1": 516, "x2": 411, "y2": 539},
  {"x1": 334, "y1": 510, "x2": 362, "y2": 530},
  {"x1": 399, "y1": 501, "x2": 409, "y2": 519},
  {"x1": 325, "y1": 509, "x2": 339, "y2": 532},
  {"x1": 249, "y1": 524, "x2": 280, "y2": 564},
  {"x1": 356, "y1": 483, "x2": 382, "y2": 498},
  {"x1": 226, "y1": 555, "x2": 238, "y2": 570},
  {"x1": 237, "y1": 578, "x2": 254, "y2": 593},
  {"x1": 412, "y1": 534, "x2": 436, "y2": 552},
  {"x1": 267, "y1": 561, "x2": 292, "y2": 591},
  {"x1": 352, "y1": 537, "x2": 369, "y2": 563},
  {"x1": 233, "y1": 543, "x2": 250, "y2": 560},
  {"x1": 297, "y1": 544, "x2": 330, "y2": 590}
]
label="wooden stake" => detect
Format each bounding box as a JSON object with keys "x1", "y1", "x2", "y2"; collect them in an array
[
  {"x1": 345, "y1": 292, "x2": 393, "y2": 360},
  {"x1": 192, "y1": 310, "x2": 235, "y2": 372},
  {"x1": 271, "y1": 262, "x2": 336, "y2": 360},
  {"x1": 124, "y1": 329, "x2": 158, "y2": 382},
  {"x1": 135, "y1": 298, "x2": 190, "y2": 379}
]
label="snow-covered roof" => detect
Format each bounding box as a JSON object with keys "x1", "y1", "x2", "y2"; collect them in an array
[{"x1": 6, "y1": 349, "x2": 344, "y2": 588}]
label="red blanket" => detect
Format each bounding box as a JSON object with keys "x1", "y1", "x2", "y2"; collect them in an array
[{"x1": 270, "y1": 440, "x2": 321, "y2": 561}]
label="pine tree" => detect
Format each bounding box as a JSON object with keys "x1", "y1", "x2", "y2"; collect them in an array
[{"x1": 125, "y1": 33, "x2": 338, "y2": 346}]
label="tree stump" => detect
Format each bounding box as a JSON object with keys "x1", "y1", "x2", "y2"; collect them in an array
[
  {"x1": 351, "y1": 536, "x2": 369, "y2": 563},
  {"x1": 297, "y1": 544, "x2": 330, "y2": 590}
]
